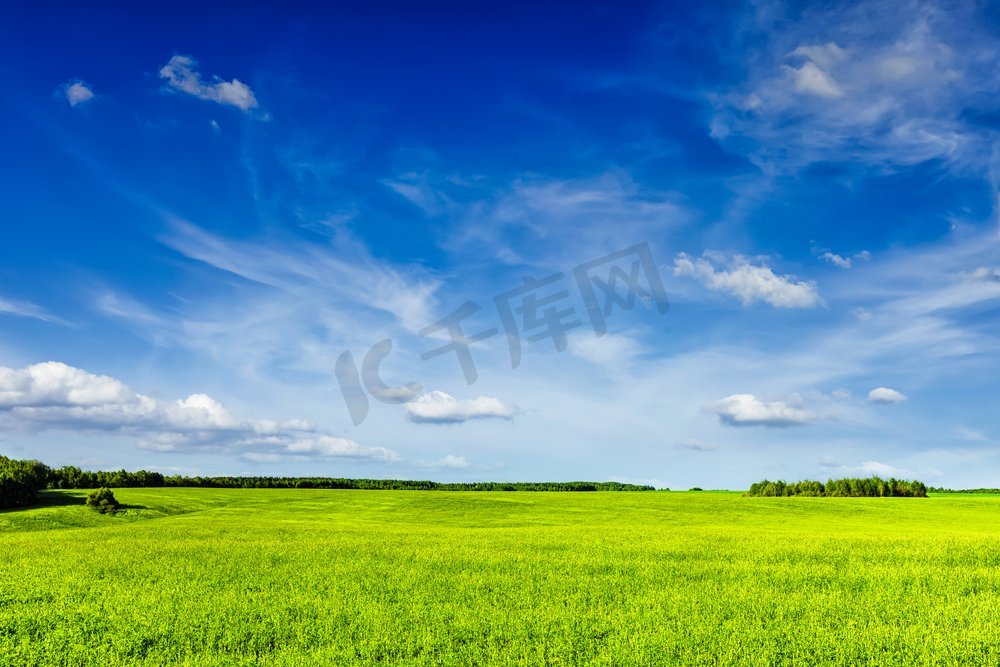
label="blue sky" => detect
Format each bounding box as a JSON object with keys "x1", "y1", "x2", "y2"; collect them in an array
[{"x1": 1, "y1": 1, "x2": 999, "y2": 487}]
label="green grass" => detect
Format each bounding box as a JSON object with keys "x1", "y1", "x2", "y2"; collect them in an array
[{"x1": 2, "y1": 490, "x2": 999, "y2": 665}]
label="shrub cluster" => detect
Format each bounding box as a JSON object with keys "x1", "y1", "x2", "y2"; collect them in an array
[
  {"x1": 745, "y1": 477, "x2": 927, "y2": 497},
  {"x1": 86, "y1": 487, "x2": 121, "y2": 514}
]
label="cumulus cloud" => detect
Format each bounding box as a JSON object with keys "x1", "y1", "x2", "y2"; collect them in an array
[
  {"x1": 712, "y1": 393, "x2": 819, "y2": 427},
  {"x1": 404, "y1": 391, "x2": 514, "y2": 424},
  {"x1": 159, "y1": 55, "x2": 259, "y2": 112},
  {"x1": 868, "y1": 386, "x2": 907, "y2": 403},
  {"x1": 62, "y1": 81, "x2": 94, "y2": 107},
  {"x1": 0, "y1": 361, "x2": 395, "y2": 461},
  {"x1": 673, "y1": 253, "x2": 820, "y2": 308}
]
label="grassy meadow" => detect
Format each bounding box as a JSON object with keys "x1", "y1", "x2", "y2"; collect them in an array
[{"x1": 1, "y1": 489, "x2": 999, "y2": 665}]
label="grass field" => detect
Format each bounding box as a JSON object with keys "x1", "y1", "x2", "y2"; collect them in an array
[{"x1": 2, "y1": 489, "x2": 999, "y2": 666}]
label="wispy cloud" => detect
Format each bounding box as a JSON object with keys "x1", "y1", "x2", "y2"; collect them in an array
[
  {"x1": 568, "y1": 331, "x2": 641, "y2": 367},
  {"x1": 448, "y1": 171, "x2": 689, "y2": 269},
  {"x1": 85, "y1": 217, "x2": 449, "y2": 387},
  {"x1": 711, "y1": 0, "x2": 1000, "y2": 172},
  {"x1": 383, "y1": 173, "x2": 452, "y2": 217},
  {"x1": 0, "y1": 296, "x2": 70, "y2": 326},
  {"x1": 162, "y1": 219, "x2": 439, "y2": 334},
  {"x1": 676, "y1": 439, "x2": 719, "y2": 451}
]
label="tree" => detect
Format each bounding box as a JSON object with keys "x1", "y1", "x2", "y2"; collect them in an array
[{"x1": 0, "y1": 456, "x2": 49, "y2": 508}]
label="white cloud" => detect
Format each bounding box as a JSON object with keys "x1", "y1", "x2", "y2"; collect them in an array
[
  {"x1": 711, "y1": 1, "x2": 1000, "y2": 171},
  {"x1": 63, "y1": 81, "x2": 94, "y2": 107},
  {"x1": 0, "y1": 361, "x2": 396, "y2": 461},
  {"x1": 957, "y1": 427, "x2": 988, "y2": 442},
  {"x1": 437, "y1": 454, "x2": 470, "y2": 468},
  {"x1": 283, "y1": 436, "x2": 397, "y2": 461},
  {"x1": 673, "y1": 253, "x2": 820, "y2": 308},
  {"x1": 790, "y1": 43, "x2": 848, "y2": 71},
  {"x1": 785, "y1": 60, "x2": 843, "y2": 97},
  {"x1": 161, "y1": 218, "x2": 439, "y2": 335},
  {"x1": 404, "y1": 391, "x2": 514, "y2": 424},
  {"x1": 675, "y1": 439, "x2": 718, "y2": 451},
  {"x1": 971, "y1": 267, "x2": 1000, "y2": 282},
  {"x1": 0, "y1": 362, "x2": 133, "y2": 410},
  {"x1": 835, "y1": 460, "x2": 919, "y2": 478},
  {"x1": 159, "y1": 55, "x2": 258, "y2": 112},
  {"x1": 868, "y1": 387, "x2": 907, "y2": 403},
  {"x1": 568, "y1": 332, "x2": 641, "y2": 367},
  {"x1": 383, "y1": 175, "x2": 450, "y2": 216},
  {"x1": 712, "y1": 393, "x2": 820, "y2": 427},
  {"x1": 820, "y1": 251, "x2": 870, "y2": 269},
  {"x1": 820, "y1": 252, "x2": 852, "y2": 269},
  {"x1": 449, "y1": 171, "x2": 688, "y2": 268}
]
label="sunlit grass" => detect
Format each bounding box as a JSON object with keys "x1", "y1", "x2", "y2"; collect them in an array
[{"x1": 2, "y1": 489, "x2": 998, "y2": 665}]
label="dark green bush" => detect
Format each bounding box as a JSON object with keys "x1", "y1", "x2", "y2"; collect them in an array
[{"x1": 86, "y1": 487, "x2": 121, "y2": 514}]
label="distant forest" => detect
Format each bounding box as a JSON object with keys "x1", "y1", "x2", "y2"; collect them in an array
[
  {"x1": 746, "y1": 478, "x2": 928, "y2": 497},
  {"x1": 926, "y1": 487, "x2": 1000, "y2": 494},
  {"x1": 0, "y1": 456, "x2": 655, "y2": 509}
]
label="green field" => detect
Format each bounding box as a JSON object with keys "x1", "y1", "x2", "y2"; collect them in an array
[{"x1": 2, "y1": 489, "x2": 999, "y2": 666}]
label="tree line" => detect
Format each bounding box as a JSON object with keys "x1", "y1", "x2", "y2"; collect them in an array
[
  {"x1": 926, "y1": 487, "x2": 1000, "y2": 494},
  {"x1": 45, "y1": 466, "x2": 655, "y2": 492},
  {"x1": 1, "y1": 457, "x2": 655, "y2": 508},
  {"x1": 745, "y1": 477, "x2": 928, "y2": 497}
]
